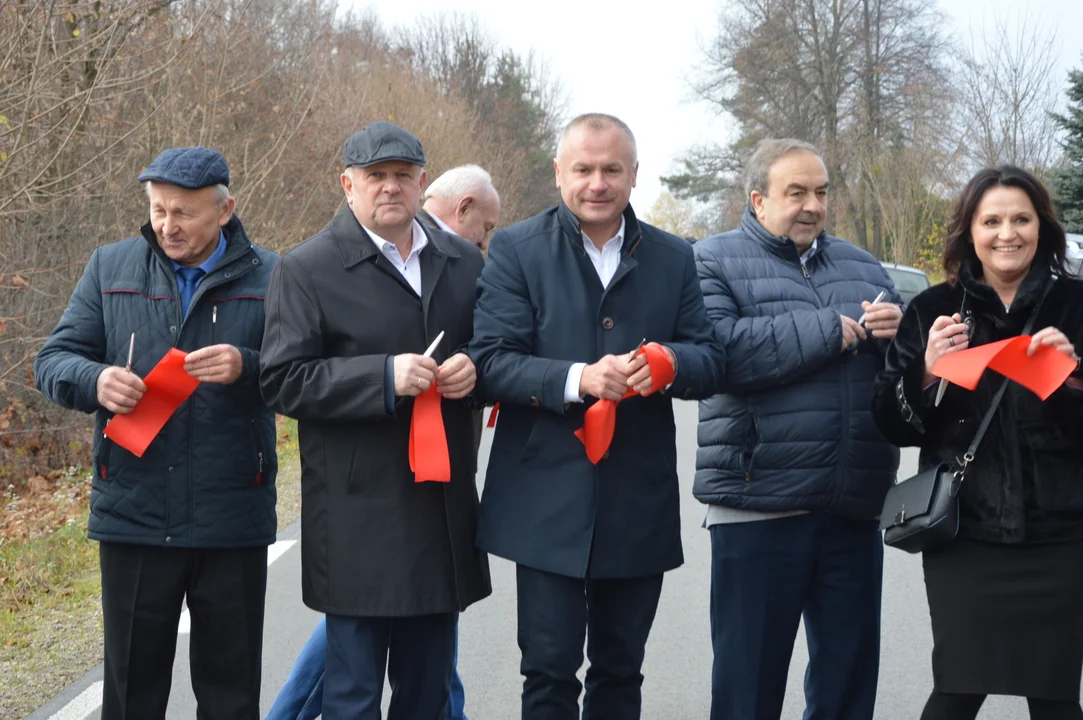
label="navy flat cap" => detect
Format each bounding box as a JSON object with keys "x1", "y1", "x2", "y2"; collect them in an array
[
  {"x1": 343, "y1": 122, "x2": 426, "y2": 169},
  {"x1": 138, "y1": 147, "x2": 230, "y2": 189}
]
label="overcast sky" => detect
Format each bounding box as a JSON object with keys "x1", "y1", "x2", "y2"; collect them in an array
[{"x1": 351, "y1": 0, "x2": 1083, "y2": 214}]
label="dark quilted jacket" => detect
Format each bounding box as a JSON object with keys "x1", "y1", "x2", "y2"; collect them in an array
[
  {"x1": 692, "y1": 208, "x2": 901, "y2": 520},
  {"x1": 34, "y1": 215, "x2": 279, "y2": 548}
]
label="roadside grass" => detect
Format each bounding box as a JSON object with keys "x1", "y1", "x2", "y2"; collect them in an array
[
  {"x1": 0, "y1": 520, "x2": 99, "y2": 650},
  {"x1": 0, "y1": 415, "x2": 301, "y2": 719}
]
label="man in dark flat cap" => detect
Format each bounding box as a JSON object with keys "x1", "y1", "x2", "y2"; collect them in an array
[
  {"x1": 34, "y1": 147, "x2": 279, "y2": 719},
  {"x1": 260, "y1": 121, "x2": 491, "y2": 720}
]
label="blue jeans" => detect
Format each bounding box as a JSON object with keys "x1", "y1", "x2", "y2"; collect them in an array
[{"x1": 265, "y1": 616, "x2": 468, "y2": 720}]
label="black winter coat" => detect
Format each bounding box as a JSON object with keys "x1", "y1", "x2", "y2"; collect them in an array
[
  {"x1": 259, "y1": 208, "x2": 491, "y2": 616},
  {"x1": 34, "y1": 216, "x2": 279, "y2": 548},
  {"x1": 872, "y1": 261, "x2": 1083, "y2": 544}
]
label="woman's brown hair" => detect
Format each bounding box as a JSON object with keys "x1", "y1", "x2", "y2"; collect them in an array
[{"x1": 942, "y1": 165, "x2": 1068, "y2": 284}]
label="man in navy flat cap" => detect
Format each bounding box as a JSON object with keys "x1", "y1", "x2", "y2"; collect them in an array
[{"x1": 35, "y1": 147, "x2": 279, "y2": 719}]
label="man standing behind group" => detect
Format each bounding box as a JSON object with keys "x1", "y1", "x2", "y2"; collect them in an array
[
  {"x1": 470, "y1": 113, "x2": 724, "y2": 719},
  {"x1": 259, "y1": 122, "x2": 491, "y2": 720},
  {"x1": 420, "y1": 164, "x2": 501, "y2": 259},
  {"x1": 693, "y1": 138, "x2": 902, "y2": 720},
  {"x1": 419, "y1": 163, "x2": 501, "y2": 457},
  {"x1": 34, "y1": 147, "x2": 279, "y2": 719}
]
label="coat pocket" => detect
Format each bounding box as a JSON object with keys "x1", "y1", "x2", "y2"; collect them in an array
[
  {"x1": 247, "y1": 419, "x2": 266, "y2": 487},
  {"x1": 96, "y1": 434, "x2": 113, "y2": 482},
  {"x1": 740, "y1": 413, "x2": 760, "y2": 479},
  {"x1": 1021, "y1": 423, "x2": 1083, "y2": 512}
]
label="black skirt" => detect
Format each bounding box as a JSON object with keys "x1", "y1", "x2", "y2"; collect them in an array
[{"x1": 923, "y1": 537, "x2": 1083, "y2": 700}]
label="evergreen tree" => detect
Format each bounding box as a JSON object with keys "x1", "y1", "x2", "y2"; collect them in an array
[{"x1": 1053, "y1": 66, "x2": 1083, "y2": 233}]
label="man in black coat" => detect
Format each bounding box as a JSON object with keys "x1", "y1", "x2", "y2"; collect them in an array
[
  {"x1": 469, "y1": 113, "x2": 725, "y2": 719},
  {"x1": 259, "y1": 122, "x2": 491, "y2": 720},
  {"x1": 34, "y1": 147, "x2": 279, "y2": 719}
]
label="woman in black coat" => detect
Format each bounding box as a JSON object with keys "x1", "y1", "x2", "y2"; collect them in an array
[{"x1": 872, "y1": 166, "x2": 1083, "y2": 720}]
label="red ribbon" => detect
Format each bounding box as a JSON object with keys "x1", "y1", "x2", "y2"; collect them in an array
[
  {"x1": 408, "y1": 386, "x2": 451, "y2": 483},
  {"x1": 486, "y1": 402, "x2": 500, "y2": 428},
  {"x1": 573, "y1": 342, "x2": 676, "y2": 464}
]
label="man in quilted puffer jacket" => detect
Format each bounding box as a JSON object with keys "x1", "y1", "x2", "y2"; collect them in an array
[
  {"x1": 693, "y1": 138, "x2": 902, "y2": 720},
  {"x1": 34, "y1": 146, "x2": 279, "y2": 720}
]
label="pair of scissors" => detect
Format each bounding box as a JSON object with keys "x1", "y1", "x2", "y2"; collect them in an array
[
  {"x1": 934, "y1": 314, "x2": 974, "y2": 406},
  {"x1": 422, "y1": 331, "x2": 445, "y2": 359},
  {"x1": 125, "y1": 333, "x2": 135, "y2": 373},
  {"x1": 857, "y1": 291, "x2": 887, "y2": 326}
]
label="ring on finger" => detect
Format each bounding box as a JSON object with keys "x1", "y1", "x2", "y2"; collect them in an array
[
  {"x1": 948, "y1": 335, "x2": 955, "y2": 347},
  {"x1": 416, "y1": 377, "x2": 422, "y2": 388}
]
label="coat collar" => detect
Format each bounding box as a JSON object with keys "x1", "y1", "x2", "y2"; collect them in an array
[
  {"x1": 555, "y1": 200, "x2": 645, "y2": 256},
  {"x1": 740, "y1": 205, "x2": 829, "y2": 263},
  {"x1": 328, "y1": 207, "x2": 460, "y2": 269},
  {"x1": 141, "y1": 214, "x2": 256, "y2": 272},
  {"x1": 958, "y1": 255, "x2": 1055, "y2": 314}
]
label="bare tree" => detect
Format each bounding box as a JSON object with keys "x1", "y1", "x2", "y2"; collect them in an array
[
  {"x1": 0, "y1": 0, "x2": 567, "y2": 484},
  {"x1": 956, "y1": 10, "x2": 1062, "y2": 172},
  {"x1": 684, "y1": 0, "x2": 950, "y2": 249}
]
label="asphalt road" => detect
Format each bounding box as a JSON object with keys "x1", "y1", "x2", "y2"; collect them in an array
[{"x1": 32, "y1": 400, "x2": 1053, "y2": 719}]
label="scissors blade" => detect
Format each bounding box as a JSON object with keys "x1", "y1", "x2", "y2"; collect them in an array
[
  {"x1": 422, "y1": 331, "x2": 445, "y2": 359},
  {"x1": 858, "y1": 291, "x2": 887, "y2": 326},
  {"x1": 125, "y1": 332, "x2": 135, "y2": 372},
  {"x1": 934, "y1": 378, "x2": 948, "y2": 407}
]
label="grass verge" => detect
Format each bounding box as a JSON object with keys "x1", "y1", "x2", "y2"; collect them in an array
[{"x1": 0, "y1": 416, "x2": 300, "y2": 720}]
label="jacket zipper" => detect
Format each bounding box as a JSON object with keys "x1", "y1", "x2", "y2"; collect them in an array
[
  {"x1": 251, "y1": 418, "x2": 264, "y2": 486},
  {"x1": 798, "y1": 253, "x2": 848, "y2": 509}
]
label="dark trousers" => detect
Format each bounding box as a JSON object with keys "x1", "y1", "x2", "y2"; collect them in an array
[
  {"x1": 920, "y1": 691, "x2": 1083, "y2": 720},
  {"x1": 516, "y1": 564, "x2": 664, "y2": 720},
  {"x1": 322, "y1": 612, "x2": 458, "y2": 720},
  {"x1": 709, "y1": 513, "x2": 883, "y2": 720},
  {"x1": 99, "y1": 541, "x2": 268, "y2": 720}
]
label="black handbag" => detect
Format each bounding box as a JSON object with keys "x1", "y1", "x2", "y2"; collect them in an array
[{"x1": 880, "y1": 282, "x2": 1052, "y2": 553}]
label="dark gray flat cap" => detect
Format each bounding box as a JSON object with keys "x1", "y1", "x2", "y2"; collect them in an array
[
  {"x1": 138, "y1": 146, "x2": 229, "y2": 188},
  {"x1": 343, "y1": 122, "x2": 426, "y2": 169}
]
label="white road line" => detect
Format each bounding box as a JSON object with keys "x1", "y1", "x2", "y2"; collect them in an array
[
  {"x1": 48, "y1": 680, "x2": 102, "y2": 720},
  {"x1": 178, "y1": 539, "x2": 296, "y2": 634},
  {"x1": 50, "y1": 538, "x2": 297, "y2": 719}
]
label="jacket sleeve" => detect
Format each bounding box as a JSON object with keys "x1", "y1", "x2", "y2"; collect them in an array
[
  {"x1": 695, "y1": 241, "x2": 843, "y2": 394},
  {"x1": 33, "y1": 249, "x2": 111, "y2": 413},
  {"x1": 259, "y1": 254, "x2": 390, "y2": 422},
  {"x1": 228, "y1": 345, "x2": 264, "y2": 410},
  {"x1": 468, "y1": 231, "x2": 574, "y2": 414},
  {"x1": 871, "y1": 298, "x2": 935, "y2": 448},
  {"x1": 664, "y1": 246, "x2": 726, "y2": 399}
]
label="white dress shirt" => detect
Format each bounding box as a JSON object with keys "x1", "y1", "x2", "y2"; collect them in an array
[
  {"x1": 428, "y1": 211, "x2": 455, "y2": 235},
  {"x1": 363, "y1": 220, "x2": 428, "y2": 295},
  {"x1": 564, "y1": 218, "x2": 626, "y2": 403}
]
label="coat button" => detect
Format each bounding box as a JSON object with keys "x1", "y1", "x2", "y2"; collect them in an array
[
  {"x1": 169, "y1": 325, "x2": 177, "y2": 333},
  {"x1": 601, "y1": 317, "x2": 614, "y2": 330},
  {"x1": 529, "y1": 395, "x2": 540, "y2": 407},
  {"x1": 165, "y1": 536, "x2": 172, "y2": 543}
]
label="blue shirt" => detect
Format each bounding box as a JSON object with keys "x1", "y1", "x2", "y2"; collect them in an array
[{"x1": 173, "y1": 231, "x2": 227, "y2": 315}]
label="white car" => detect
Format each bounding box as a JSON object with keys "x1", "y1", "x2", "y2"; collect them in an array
[{"x1": 1066, "y1": 233, "x2": 1083, "y2": 277}]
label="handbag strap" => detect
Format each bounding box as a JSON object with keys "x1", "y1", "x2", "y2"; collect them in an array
[{"x1": 958, "y1": 277, "x2": 1056, "y2": 474}]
